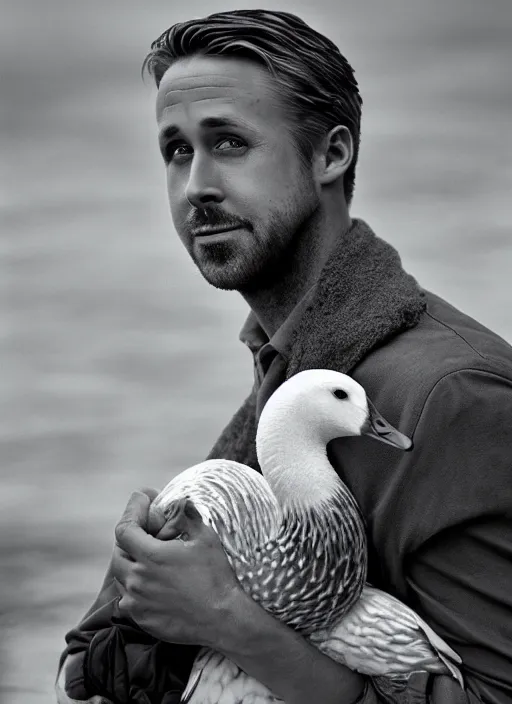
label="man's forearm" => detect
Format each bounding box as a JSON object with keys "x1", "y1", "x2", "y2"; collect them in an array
[{"x1": 215, "y1": 588, "x2": 367, "y2": 704}]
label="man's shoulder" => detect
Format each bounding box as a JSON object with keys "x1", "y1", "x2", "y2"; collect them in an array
[
  {"x1": 419, "y1": 290, "x2": 512, "y2": 373},
  {"x1": 353, "y1": 289, "x2": 512, "y2": 418}
]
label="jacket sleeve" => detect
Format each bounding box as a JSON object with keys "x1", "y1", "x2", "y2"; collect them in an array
[
  {"x1": 356, "y1": 369, "x2": 512, "y2": 703},
  {"x1": 56, "y1": 555, "x2": 199, "y2": 703},
  {"x1": 356, "y1": 672, "x2": 484, "y2": 704}
]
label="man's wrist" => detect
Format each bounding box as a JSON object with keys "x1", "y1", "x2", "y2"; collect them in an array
[{"x1": 211, "y1": 585, "x2": 261, "y2": 653}]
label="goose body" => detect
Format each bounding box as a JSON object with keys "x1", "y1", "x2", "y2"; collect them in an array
[
  {"x1": 151, "y1": 370, "x2": 463, "y2": 702},
  {"x1": 155, "y1": 457, "x2": 366, "y2": 634},
  {"x1": 179, "y1": 586, "x2": 463, "y2": 704},
  {"x1": 309, "y1": 585, "x2": 463, "y2": 682}
]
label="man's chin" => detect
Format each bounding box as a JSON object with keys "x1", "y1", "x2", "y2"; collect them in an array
[
  {"x1": 198, "y1": 268, "x2": 254, "y2": 291},
  {"x1": 190, "y1": 243, "x2": 257, "y2": 291}
]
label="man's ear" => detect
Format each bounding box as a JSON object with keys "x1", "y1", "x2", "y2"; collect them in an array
[{"x1": 315, "y1": 125, "x2": 353, "y2": 186}]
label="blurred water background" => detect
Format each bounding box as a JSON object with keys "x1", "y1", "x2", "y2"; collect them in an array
[{"x1": 1, "y1": 0, "x2": 511, "y2": 702}]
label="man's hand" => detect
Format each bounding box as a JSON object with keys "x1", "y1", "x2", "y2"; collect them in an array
[
  {"x1": 111, "y1": 490, "x2": 367, "y2": 704},
  {"x1": 112, "y1": 490, "x2": 243, "y2": 648}
]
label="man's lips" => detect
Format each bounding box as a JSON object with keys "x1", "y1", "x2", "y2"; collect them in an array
[{"x1": 191, "y1": 225, "x2": 245, "y2": 237}]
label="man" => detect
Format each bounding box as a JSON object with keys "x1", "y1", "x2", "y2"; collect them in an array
[{"x1": 57, "y1": 9, "x2": 512, "y2": 704}]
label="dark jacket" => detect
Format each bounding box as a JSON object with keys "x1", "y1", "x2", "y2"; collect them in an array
[
  {"x1": 205, "y1": 220, "x2": 512, "y2": 702},
  {"x1": 58, "y1": 221, "x2": 512, "y2": 703},
  {"x1": 332, "y1": 291, "x2": 512, "y2": 703},
  {"x1": 210, "y1": 297, "x2": 512, "y2": 702}
]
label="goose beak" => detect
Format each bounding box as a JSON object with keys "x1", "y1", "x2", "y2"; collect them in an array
[{"x1": 363, "y1": 399, "x2": 413, "y2": 451}]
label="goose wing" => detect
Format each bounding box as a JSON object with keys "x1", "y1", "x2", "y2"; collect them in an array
[
  {"x1": 309, "y1": 585, "x2": 463, "y2": 686},
  {"x1": 181, "y1": 648, "x2": 280, "y2": 704},
  {"x1": 153, "y1": 459, "x2": 281, "y2": 548}
]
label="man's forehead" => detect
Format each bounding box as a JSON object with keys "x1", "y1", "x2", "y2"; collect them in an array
[
  {"x1": 158, "y1": 82, "x2": 246, "y2": 113},
  {"x1": 156, "y1": 57, "x2": 272, "y2": 115}
]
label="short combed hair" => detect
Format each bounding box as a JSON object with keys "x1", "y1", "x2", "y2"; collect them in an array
[{"x1": 142, "y1": 9, "x2": 362, "y2": 204}]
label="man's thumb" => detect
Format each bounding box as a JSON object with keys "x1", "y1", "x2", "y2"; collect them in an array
[
  {"x1": 115, "y1": 491, "x2": 152, "y2": 552},
  {"x1": 156, "y1": 498, "x2": 204, "y2": 541}
]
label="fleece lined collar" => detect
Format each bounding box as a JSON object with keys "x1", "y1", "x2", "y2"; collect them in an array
[
  {"x1": 286, "y1": 218, "x2": 426, "y2": 378},
  {"x1": 207, "y1": 218, "x2": 426, "y2": 471},
  {"x1": 239, "y1": 283, "x2": 318, "y2": 363}
]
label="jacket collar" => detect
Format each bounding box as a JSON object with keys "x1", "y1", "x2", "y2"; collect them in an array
[
  {"x1": 207, "y1": 218, "x2": 426, "y2": 471},
  {"x1": 239, "y1": 283, "x2": 318, "y2": 362},
  {"x1": 286, "y1": 218, "x2": 426, "y2": 378}
]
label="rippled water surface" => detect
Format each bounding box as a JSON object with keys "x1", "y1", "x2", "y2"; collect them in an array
[{"x1": 2, "y1": 1, "x2": 511, "y2": 701}]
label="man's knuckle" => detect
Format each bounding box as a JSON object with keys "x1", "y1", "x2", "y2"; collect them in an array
[
  {"x1": 130, "y1": 577, "x2": 144, "y2": 596},
  {"x1": 114, "y1": 520, "x2": 128, "y2": 544},
  {"x1": 147, "y1": 546, "x2": 165, "y2": 565}
]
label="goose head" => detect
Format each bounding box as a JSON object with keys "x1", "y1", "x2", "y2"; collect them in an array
[
  {"x1": 255, "y1": 369, "x2": 412, "y2": 508},
  {"x1": 258, "y1": 369, "x2": 412, "y2": 451}
]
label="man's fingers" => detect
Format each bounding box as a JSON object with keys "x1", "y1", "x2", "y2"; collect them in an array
[
  {"x1": 114, "y1": 491, "x2": 156, "y2": 559},
  {"x1": 137, "y1": 486, "x2": 160, "y2": 502},
  {"x1": 156, "y1": 498, "x2": 205, "y2": 542},
  {"x1": 147, "y1": 502, "x2": 166, "y2": 537},
  {"x1": 125, "y1": 490, "x2": 152, "y2": 528},
  {"x1": 111, "y1": 546, "x2": 134, "y2": 591}
]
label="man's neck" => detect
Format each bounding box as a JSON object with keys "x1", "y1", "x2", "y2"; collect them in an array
[{"x1": 241, "y1": 209, "x2": 352, "y2": 339}]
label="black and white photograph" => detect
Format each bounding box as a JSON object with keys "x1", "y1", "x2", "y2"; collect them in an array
[{"x1": 2, "y1": 1, "x2": 511, "y2": 703}]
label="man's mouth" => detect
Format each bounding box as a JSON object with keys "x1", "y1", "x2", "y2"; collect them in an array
[{"x1": 192, "y1": 225, "x2": 244, "y2": 237}]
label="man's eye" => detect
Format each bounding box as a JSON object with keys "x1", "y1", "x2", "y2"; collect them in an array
[
  {"x1": 165, "y1": 144, "x2": 192, "y2": 162},
  {"x1": 163, "y1": 138, "x2": 246, "y2": 163},
  {"x1": 216, "y1": 138, "x2": 246, "y2": 151}
]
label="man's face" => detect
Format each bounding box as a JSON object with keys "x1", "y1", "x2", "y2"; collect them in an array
[{"x1": 156, "y1": 55, "x2": 320, "y2": 291}]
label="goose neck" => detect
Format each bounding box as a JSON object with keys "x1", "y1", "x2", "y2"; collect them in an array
[{"x1": 256, "y1": 412, "x2": 341, "y2": 509}]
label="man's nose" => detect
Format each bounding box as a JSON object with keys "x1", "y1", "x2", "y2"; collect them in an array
[{"x1": 185, "y1": 156, "x2": 224, "y2": 208}]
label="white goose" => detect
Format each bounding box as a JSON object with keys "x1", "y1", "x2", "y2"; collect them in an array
[{"x1": 152, "y1": 370, "x2": 463, "y2": 702}]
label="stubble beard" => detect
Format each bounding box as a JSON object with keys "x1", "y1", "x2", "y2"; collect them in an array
[
  {"x1": 190, "y1": 229, "x2": 285, "y2": 291},
  {"x1": 191, "y1": 198, "x2": 320, "y2": 292}
]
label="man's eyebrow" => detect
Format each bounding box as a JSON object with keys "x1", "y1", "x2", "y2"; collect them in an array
[{"x1": 158, "y1": 116, "x2": 252, "y2": 145}]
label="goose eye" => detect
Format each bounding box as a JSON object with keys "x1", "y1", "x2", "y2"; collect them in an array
[{"x1": 333, "y1": 389, "x2": 348, "y2": 400}]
